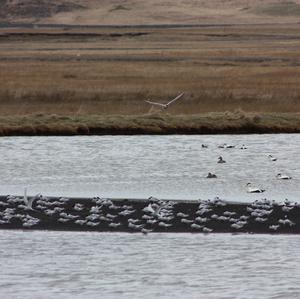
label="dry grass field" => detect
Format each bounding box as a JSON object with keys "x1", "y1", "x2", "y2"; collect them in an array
[
  {"x1": 1, "y1": 0, "x2": 300, "y2": 25},
  {"x1": 0, "y1": 22, "x2": 299, "y2": 134}
]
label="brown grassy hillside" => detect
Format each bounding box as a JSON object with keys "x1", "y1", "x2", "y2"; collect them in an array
[{"x1": 1, "y1": 0, "x2": 300, "y2": 25}]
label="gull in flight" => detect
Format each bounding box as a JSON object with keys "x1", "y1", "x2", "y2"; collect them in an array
[{"x1": 145, "y1": 92, "x2": 185, "y2": 111}]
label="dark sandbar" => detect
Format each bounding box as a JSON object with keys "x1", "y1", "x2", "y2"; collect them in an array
[{"x1": 0, "y1": 196, "x2": 299, "y2": 234}]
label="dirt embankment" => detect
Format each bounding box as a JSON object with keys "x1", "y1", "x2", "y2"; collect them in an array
[{"x1": 0, "y1": 113, "x2": 299, "y2": 136}]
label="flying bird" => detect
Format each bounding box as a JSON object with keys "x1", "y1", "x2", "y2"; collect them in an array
[{"x1": 145, "y1": 92, "x2": 185, "y2": 110}]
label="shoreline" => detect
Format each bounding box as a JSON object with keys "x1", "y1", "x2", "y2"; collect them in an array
[
  {"x1": 0, "y1": 195, "x2": 299, "y2": 234},
  {"x1": 0, "y1": 113, "x2": 300, "y2": 136}
]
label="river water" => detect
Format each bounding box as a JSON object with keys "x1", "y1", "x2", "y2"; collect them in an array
[
  {"x1": 0, "y1": 231, "x2": 299, "y2": 298},
  {"x1": 0, "y1": 135, "x2": 299, "y2": 201},
  {"x1": 0, "y1": 135, "x2": 299, "y2": 298}
]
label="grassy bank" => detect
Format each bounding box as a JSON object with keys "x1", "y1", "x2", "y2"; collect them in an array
[
  {"x1": 0, "y1": 112, "x2": 300, "y2": 136},
  {"x1": 0, "y1": 25, "x2": 299, "y2": 134},
  {"x1": 1, "y1": 25, "x2": 300, "y2": 115}
]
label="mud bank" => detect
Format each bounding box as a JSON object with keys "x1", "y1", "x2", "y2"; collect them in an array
[
  {"x1": 0, "y1": 196, "x2": 299, "y2": 234},
  {"x1": 0, "y1": 113, "x2": 300, "y2": 136}
]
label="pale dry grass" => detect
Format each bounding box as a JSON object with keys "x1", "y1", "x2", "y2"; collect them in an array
[
  {"x1": 0, "y1": 25, "x2": 299, "y2": 118},
  {"x1": 3, "y1": 0, "x2": 300, "y2": 25}
]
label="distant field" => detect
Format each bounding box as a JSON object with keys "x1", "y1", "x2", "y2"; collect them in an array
[
  {"x1": 1, "y1": 0, "x2": 300, "y2": 25},
  {"x1": 0, "y1": 23, "x2": 299, "y2": 134}
]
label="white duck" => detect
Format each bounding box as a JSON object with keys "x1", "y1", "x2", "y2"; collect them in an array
[
  {"x1": 246, "y1": 183, "x2": 265, "y2": 193},
  {"x1": 276, "y1": 173, "x2": 292, "y2": 180}
]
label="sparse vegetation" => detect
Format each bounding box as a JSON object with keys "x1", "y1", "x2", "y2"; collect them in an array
[
  {"x1": 0, "y1": 112, "x2": 299, "y2": 136},
  {"x1": 254, "y1": 2, "x2": 300, "y2": 16},
  {"x1": 0, "y1": 24, "x2": 299, "y2": 135}
]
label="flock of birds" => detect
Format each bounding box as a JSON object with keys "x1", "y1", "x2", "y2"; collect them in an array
[
  {"x1": 0, "y1": 94, "x2": 296, "y2": 233},
  {"x1": 144, "y1": 92, "x2": 293, "y2": 194},
  {"x1": 0, "y1": 191, "x2": 298, "y2": 233},
  {"x1": 201, "y1": 142, "x2": 293, "y2": 194}
]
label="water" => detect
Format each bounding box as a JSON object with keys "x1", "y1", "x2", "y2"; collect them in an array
[
  {"x1": 0, "y1": 231, "x2": 299, "y2": 298},
  {"x1": 0, "y1": 135, "x2": 299, "y2": 201},
  {"x1": 0, "y1": 135, "x2": 299, "y2": 298}
]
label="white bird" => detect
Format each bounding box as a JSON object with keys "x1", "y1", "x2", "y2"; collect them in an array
[
  {"x1": 213, "y1": 198, "x2": 227, "y2": 206},
  {"x1": 86, "y1": 214, "x2": 100, "y2": 221},
  {"x1": 53, "y1": 207, "x2": 64, "y2": 213},
  {"x1": 276, "y1": 173, "x2": 292, "y2": 180},
  {"x1": 75, "y1": 220, "x2": 86, "y2": 225},
  {"x1": 217, "y1": 216, "x2": 229, "y2": 221},
  {"x1": 128, "y1": 218, "x2": 141, "y2": 224},
  {"x1": 255, "y1": 217, "x2": 267, "y2": 223},
  {"x1": 59, "y1": 197, "x2": 70, "y2": 203},
  {"x1": 278, "y1": 219, "x2": 295, "y2": 226},
  {"x1": 86, "y1": 221, "x2": 100, "y2": 227},
  {"x1": 176, "y1": 212, "x2": 189, "y2": 218},
  {"x1": 231, "y1": 223, "x2": 243, "y2": 230},
  {"x1": 90, "y1": 206, "x2": 101, "y2": 213},
  {"x1": 223, "y1": 211, "x2": 236, "y2": 217},
  {"x1": 44, "y1": 209, "x2": 56, "y2": 216},
  {"x1": 196, "y1": 208, "x2": 212, "y2": 215},
  {"x1": 195, "y1": 216, "x2": 208, "y2": 223},
  {"x1": 144, "y1": 92, "x2": 185, "y2": 110},
  {"x1": 106, "y1": 213, "x2": 117, "y2": 219},
  {"x1": 58, "y1": 218, "x2": 70, "y2": 223},
  {"x1": 218, "y1": 143, "x2": 235, "y2": 149},
  {"x1": 246, "y1": 183, "x2": 265, "y2": 193},
  {"x1": 269, "y1": 225, "x2": 279, "y2": 231},
  {"x1": 147, "y1": 219, "x2": 157, "y2": 225},
  {"x1": 128, "y1": 222, "x2": 144, "y2": 230},
  {"x1": 268, "y1": 155, "x2": 277, "y2": 161},
  {"x1": 142, "y1": 214, "x2": 154, "y2": 220},
  {"x1": 109, "y1": 222, "x2": 121, "y2": 228},
  {"x1": 118, "y1": 209, "x2": 135, "y2": 216},
  {"x1": 158, "y1": 221, "x2": 172, "y2": 228},
  {"x1": 143, "y1": 203, "x2": 161, "y2": 216},
  {"x1": 282, "y1": 206, "x2": 294, "y2": 212},
  {"x1": 239, "y1": 215, "x2": 250, "y2": 221},
  {"x1": 141, "y1": 228, "x2": 153, "y2": 234},
  {"x1": 202, "y1": 227, "x2": 213, "y2": 233},
  {"x1": 181, "y1": 218, "x2": 193, "y2": 224},
  {"x1": 191, "y1": 223, "x2": 203, "y2": 229},
  {"x1": 22, "y1": 188, "x2": 36, "y2": 210},
  {"x1": 74, "y1": 203, "x2": 84, "y2": 211}
]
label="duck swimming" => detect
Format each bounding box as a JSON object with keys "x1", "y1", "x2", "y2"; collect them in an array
[
  {"x1": 246, "y1": 183, "x2": 265, "y2": 193},
  {"x1": 206, "y1": 172, "x2": 217, "y2": 178},
  {"x1": 276, "y1": 173, "x2": 292, "y2": 180},
  {"x1": 217, "y1": 156, "x2": 226, "y2": 163}
]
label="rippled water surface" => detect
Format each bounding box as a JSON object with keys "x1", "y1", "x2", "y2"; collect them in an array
[
  {"x1": 0, "y1": 134, "x2": 299, "y2": 201},
  {"x1": 0, "y1": 231, "x2": 299, "y2": 298},
  {"x1": 0, "y1": 135, "x2": 299, "y2": 298}
]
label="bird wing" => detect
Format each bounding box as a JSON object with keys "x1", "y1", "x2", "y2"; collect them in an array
[
  {"x1": 166, "y1": 92, "x2": 185, "y2": 106},
  {"x1": 144, "y1": 100, "x2": 166, "y2": 107}
]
